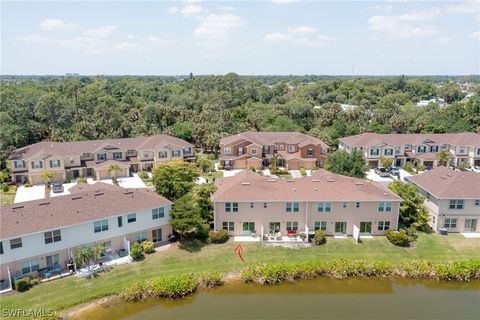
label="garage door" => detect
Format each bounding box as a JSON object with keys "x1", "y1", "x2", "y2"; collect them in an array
[
  {"x1": 287, "y1": 160, "x2": 301, "y2": 170},
  {"x1": 235, "y1": 160, "x2": 247, "y2": 169},
  {"x1": 51, "y1": 172, "x2": 64, "y2": 183}
]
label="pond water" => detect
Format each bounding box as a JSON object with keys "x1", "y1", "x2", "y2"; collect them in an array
[{"x1": 74, "y1": 278, "x2": 480, "y2": 320}]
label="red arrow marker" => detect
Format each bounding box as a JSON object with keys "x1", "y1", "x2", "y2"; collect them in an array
[{"x1": 234, "y1": 244, "x2": 245, "y2": 262}]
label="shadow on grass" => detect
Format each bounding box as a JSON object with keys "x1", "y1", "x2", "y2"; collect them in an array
[{"x1": 179, "y1": 240, "x2": 206, "y2": 253}]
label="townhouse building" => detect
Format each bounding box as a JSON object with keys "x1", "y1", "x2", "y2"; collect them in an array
[
  {"x1": 409, "y1": 167, "x2": 480, "y2": 234},
  {"x1": 0, "y1": 183, "x2": 172, "y2": 291},
  {"x1": 219, "y1": 132, "x2": 329, "y2": 170},
  {"x1": 8, "y1": 134, "x2": 194, "y2": 185},
  {"x1": 212, "y1": 170, "x2": 401, "y2": 238},
  {"x1": 338, "y1": 132, "x2": 480, "y2": 168}
]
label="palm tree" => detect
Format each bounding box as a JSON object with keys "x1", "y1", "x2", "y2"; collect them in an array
[
  {"x1": 40, "y1": 171, "x2": 54, "y2": 185},
  {"x1": 107, "y1": 164, "x2": 122, "y2": 178},
  {"x1": 269, "y1": 153, "x2": 283, "y2": 171},
  {"x1": 436, "y1": 150, "x2": 450, "y2": 167},
  {"x1": 74, "y1": 244, "x2": 105, "y2": 269}
]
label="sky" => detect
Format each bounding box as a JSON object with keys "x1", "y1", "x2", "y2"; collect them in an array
[{"x1": 1, "y1": 0, "x2": 479, "y2": 75}]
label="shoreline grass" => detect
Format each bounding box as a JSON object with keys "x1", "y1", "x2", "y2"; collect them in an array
[{"x1": 1, "y1": 233, "x2": 479, "y2": 318}]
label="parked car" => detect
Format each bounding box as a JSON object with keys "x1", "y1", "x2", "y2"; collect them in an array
[
  {"x1": 424, "y1": 166, "x2": 432, "y2": 171},
  {"x1": 473, "y1": 166, "x2": 480, "y2": 173},
  {"x1": 52, "y1": 182, "x2": 64, "y2": 193},
  {"x1": 403, "y1": 176, "x2": 411, "y2": 183},
  {"x1": 389, "y1": 166, "x2": 400, "y2": 176},
  {"x1": 374, "y1": 167, "x2": 390, "y2": 177}
]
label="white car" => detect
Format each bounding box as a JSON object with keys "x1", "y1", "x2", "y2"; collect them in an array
[{"x1": 473, "y1": 166, "x2": 480, "y2": 173}]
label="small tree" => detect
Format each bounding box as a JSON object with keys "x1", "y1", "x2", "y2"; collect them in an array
[
  {"x1": 169, "y1": 194, "x2": 207, "y2": 240},
  {"x1": 108, "y1": 164, "x2": 122, "y2": 178},
  {"x1": 196, "y1": 155, "x2": 214, "y2": 175},
  {"x1": 152, "y1": 160, "x2": 200, "y2": 201},
  {"x1": 389, "y1": 181, "x2": 429, "y2": 231},
  {"x1": 436, "y1": 150, "x2": 450, "y2": 167},
  {"x1": 325, "y1": 149, "x2": 368, "y2": 179},
  {"x1": 269, "y1": 153, "x2": 283, "y2": 171},
  {"x1": 74, "y1": 244, "x2": 105, "y2": 268},
  {"x1": 380, "y1": 156, "x2": 393, "y2": 168},
  {"x1": 40, "y1": 171, "x2": 54, "y2": 186}
]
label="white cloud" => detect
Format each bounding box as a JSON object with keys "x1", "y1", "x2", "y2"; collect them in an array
[
  {"x1": 16, "y1": 34, "x2": 47, "y2": 44},
  {"x1": 53, "y1": 36, "x2": 108, "y2": 54},
  {"x1": 82, "y1": 25, "x2": 116, "y2": 38},
  {"x1": 470, "y1": 31, "x2": 480, "y2": 39},
  {"x1": 368, "y1": 9, "x2": 440, "y2": 38},
  {"x1": 372, "y1": 4, "x2": 393, "y2": 13},
  {"x1": 180, "y1": 4, "x2": 205, "y2": 16},
  {"x1": 115, "y1": 42, "x2": 137, "y2": 51},
  {"x1": 194, "y1": 12, "x2": 244, "y2": 48},
  {"x1": 264, "y1": 26, "x2": 332, "y2": 47},
  {"x1": 434, "y1": 37, "x2": 451, "y2": 45},
  {"x1": 271, "y1": 0, "x2": 301, "y2": 5},
  {"x1": 145, "y1": 36, "x2": 178, "y2": 46},
  {"x1": 168, "y1": 6, "x2": 179, "y2": 14},
  {"x1": 444, "y1": 0, "x2": 480, "y2": 14},
  {"x1": 40, "y1": 19, "x2": 76, "y2": 31},
  {"x1": 126, "y1": 34, "x2": 134, "y2": 40}
]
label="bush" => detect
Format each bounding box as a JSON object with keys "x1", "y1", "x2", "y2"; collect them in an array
[
  {"x1": 76, "y1": 177, "x2": 87, "y2": 184},
  {"x1": 141, "y1": 240, "x2": 155, "y2": 254},
  {"x1": 209, "y1": 230, "x2": 229, "y2": 243},
  {"x1": 250, "y1": 166, "x2": 257, "y2": 172},
  {"x1": 386, "y1": 229, "x2": 412, "y2": 247},
  {"x1": 138, "y1": 171, "x2": 149, "y2": 180},
  {"x1": 1, "y1": 183, "x2": 9, "y2": 193},
  {"x1": 300, "y1": 168, "x2": 307, "y2": 176},
  {"x1": 150, "y1": 275, "x2": 197, "y2": 298},
  {"x1": 404, "y1": 162, "x2": 415, "y2": 174},
  {"x1": 314, "y1": 230, "x2": 327, "y2": 245},
  {"x1": 112, "y1": 177, "x2": 119, "y2": 185},
  {"x1": 199, "y1": 272, "x2": 224, "y2": 288},
  {"x1": 120, "y1": 280, "x2": 150, "y2": 301},
  {"x1": 299, "y1": 233, "x2": 307, "y2": 241},
  {"x1": 271, "y1": 169, "x2": 289, "y2": 175},
  {"x1": 130, "y1": 242, "x2": 144, "y2": 260},
  {"x1": 15, "y1": 278, "x2": 29, "y2": 292},
  {"x1": 25, "y1": 182, "x2": 32, "y2": 188}
]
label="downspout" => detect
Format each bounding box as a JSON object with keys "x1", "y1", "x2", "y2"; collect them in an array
[
  {"x1": 305, "y1": 201, "x2": 309, "y2": 242},
  {"x1": 213, "y1": 202, "x2": 216, "y2": 231}
]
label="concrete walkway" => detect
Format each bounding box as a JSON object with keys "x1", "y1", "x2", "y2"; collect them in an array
[
  {"x1": 290, "y1": 170, "x2": 302, "y2": 178},
  {"x1": 98, "y1": 174, "x2": 147, "y2": 189},
  {"x1": 14, "y1": 185, "x2": 45, "y2": 203}
]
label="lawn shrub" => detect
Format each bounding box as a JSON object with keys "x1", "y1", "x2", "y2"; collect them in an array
[
  {"x1": 270, "y1": 169, "x2": 289, "y2": 175},
  {"x1": 209, "y1": 230, "x2": 229, "y2": 243},
  {"x1": 119, "y1": 280, "x2": 150, "y2": 301},
  {"x1": 386, "y1": 229, "x2": 412, "y2": 247},
  {"x1": 76, "y1": 177, "x2": 87, "y2": 184},
  {"x1": 314, "y1": 230, "x2": 327, "y2": 245},
  {"x1": 24, "y1": 182, "x2": 32, "y2": 188},
  {"x1": 198, "y1": 272, "x2": 224, "y2": 288},
  {"x1": 138, "y1": 172, "x2": 149, "y2": 180},
  {"x1": 130, "y1": 243, "x2": 144, "y2": 260},
  {"x1": 150, "y1": 275, "x2": 197, "y2": 298},
  {"x1": 299, "y1": 168, "x2": 307, "y2": 176},
  {"x1": 141, "y1": 240, "x2": 155, "y2": 254},
  {"x1": 15, "y1": 278, "x2": 29, "y2": 292}
]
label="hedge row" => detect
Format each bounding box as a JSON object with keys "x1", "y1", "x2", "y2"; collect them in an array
[{"x1": 240, "y1": 259, "x2": 480, "y2": 284}]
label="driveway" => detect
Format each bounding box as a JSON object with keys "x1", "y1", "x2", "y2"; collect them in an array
[
  {"x1": 223, "y1": 169, "x2": 244, "y2": 177},
  {"x1": 398, "y1": 169, "x2": 412, "y2": 182},
  {"x1": 14, "y1": 185, "x2": 45, "y2": 203},
  {"x1": 98, "y1": 174, "x2": 147, "y2": 189},
  {"x1": 366, "y1": 169, "x2": 393, "y2": 184},
  {"x1": 50, "y1": 182, "x2": 77, "y2": 198},
  {"x1": 290, "y1": 170, "x2": 302, "y2": 178}
]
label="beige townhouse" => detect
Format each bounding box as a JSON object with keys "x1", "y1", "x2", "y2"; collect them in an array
[
  {"x1": 8, "y1": 134, "x2": 194, "y2": 184},
  {"x1": 409, "y1": 167, "x2": 480, "y2": 234},
  {"x1": 0, "y1": 183, "x2": 172, "y2": 292},
  {"x1": 338, "y1": 132, "x2": 480, "y2": 168},
  {"x1": 212, "y1": 170, "x2": 401, "y2": 238},
  {"x1": 218, "y1": 132, "x2": 330, "y2": 170}
]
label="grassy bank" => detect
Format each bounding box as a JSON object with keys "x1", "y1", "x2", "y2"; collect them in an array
[
  {"x1": 1, "y1": 234, "x2": 480, "y2": 318},
  {"x1": 0, "y1": 185, "x2": 17, "y2": 205}
]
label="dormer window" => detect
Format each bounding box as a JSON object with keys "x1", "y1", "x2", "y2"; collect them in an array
[
  {"x1": 459, "y1": 146, "x2": 465, "y2": 153},
  {"x1": 384, "y1": 148, "x2": 393, "y2": 156},
  {"x1": 113, "y1": 152, "x2": 122, "y2": 160},
  {"x1": 14, "y1": 160, "x2": 26, "y2": 169},
  {"x1": 288, "y1": 145, "x2": 296, "y2": 153},
  {"x1": 184, "y1": 147, "x2": 192, "y2": 155},
  {"x1": 224, "y1": 147, "x2": 232, "y2": 155},
  {"x1": 97, "y1": 153, "x2": 106, "y2": 161},
  {"x1": 158, "y1": 151, "x2": 168, "y2": 158},
  {"x1": 307, "y1": 148, "x2": 314, "y2": 156},
  {"x1": 370, "y1": 148, "x2": 379, "y2": 156},
  {"x1": 49, "y1": 160, "x2": 61, "y2": 168},
  {"x1": 251, "y1": 149, "x2": 257, "y2": 155},
  {"x1": 431, "y1": 146, "x2": 439, "y2": 153},
  {"x1": 417, "y1": 146, "x2": 427, "y2": 153},
  {"x1": 31, "y1": 161, "x2": 43, "y2": 169},
  {"x1": 171, "y1": 150, "x2": 181, "y2": 157}
]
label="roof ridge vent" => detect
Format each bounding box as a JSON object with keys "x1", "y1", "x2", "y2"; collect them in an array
[
  {"x1": 326, "y1": 179, "x2": 335, "y2": 182},
  {"x1": 440, "y1": 176, "x2": 446, "y2": 180},
  {"x1": 39, "y1": 201, "x2": 50, "y2": 206},
  {"x1": 311, "y1": 179, "x2": 321, "y2": 182},
  {"x1": 355, "y1": 182, "x2": 364, "y2": 185},
  {"x1": 446, "y1": 173, "x2": 453, "y2": 177},
  {"x1": 287, "y1": 180, "x2": 295, "y2": 183},
  {"x1": 124, "y1": 191, "x2": 133, "y2": 195},
  {"x1": 12, "y1": 205, "x2": 24, "y2": 210},
  {"x1": 267, "y1": 179, "x2": 276, "y2": 182},
  {"x1": 241, "y1": 182, "x2": 250, "y2": 185},
  {"x1": 72, "y1": 196, "x2": 82, "y2": 200}
]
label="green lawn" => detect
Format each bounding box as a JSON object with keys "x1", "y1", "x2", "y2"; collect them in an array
[
  {"x1": 203, "y1": 171, "x2": 223, "y2": 183},
  {"x1": 2, "y1": 234, "x2": 480, "y2": 317},
  {"x1": 0, "y1": 185, "x2": 17, "y2": 205}
]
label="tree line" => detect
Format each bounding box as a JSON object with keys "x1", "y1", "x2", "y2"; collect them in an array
[{"x1": 1, "y1": 74, "x2": 479, "y2": 168}]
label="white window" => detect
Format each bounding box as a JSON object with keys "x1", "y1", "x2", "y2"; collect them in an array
[
  {"x1": 384, "y1": 148, "x2": 393, "y2": 156},
  {"x1": 431, "y1": 146, "x2": 439, "y2": 152},
  {"x1": 444, "y1": 218, "x2": 457, "y2": 229},
  {"x1": 251, "y1": 149, "x2": 257, "y2": 155},
  {"x1": 152, "y1": 207, "x2": 165, "y2": 220},
  {"x1": 288, "y1": 145, "x2": 296, "y2": 153},
  {"x1": 69, "y1": 156, "x2": 75, "y2": 165},
  {"x1": 31, "y1": 161, "x2": 43, "y2": 169},
  {"x1": 143, "y1": 152, "x2": 150, "y2": 159},
  {"x1": 459, "y1": 146, "x2": 465, "y2": 153},
  {"x1": 10, "y1": 238, "x2": 22, "y2": 249},
  {"x1": 184, "y1": 147, "x2": 192, "y2": 154},
  {"x1": 135, "y1": 231, "x2": 148, "y2": 242},
  {"x1": 158, "y1": 151, "x2": 168, "y2": 158},
  {"x1": 307, "y1": 148, "x2": 314, "y2": 156},
  {"x1": 113, "y1": 152, "x2": 122, "y2": 160},
  {"x1": 237, "y1": 148, "x2": 244, "y2": 155},
  {"x1": 126, "y1": 149, "x2": 136, "y2": 156},
  {"x1": 171, "y1": 150, "x2": 181, "y2": 157},
  {"x1": 49, "y1": 160, "x2": 61, "y2": 168},
  {"x1": 250, "y1": 202, "x2": 255, "y2": 208},
  {"x1": 222, "y1": 221, "x2": 235, "y2": 231},
  {"x1": 97, "y1": 153, "x2": 106, "y2": 161},
  {"x1": 224, "y1": 147, "x2": 232, "y2": 155},
  {"x1": 314, "y1": 221, "x2": 327, "y2": 231},
  {"x1": 378, "y1": 201, "x2": 392, "y2": 212},
  {"x1": 225, "y1": 202, "x2": 239, "y2": 212},
  {"x1": 94, "y1": 219, "x2": 109, "y2": 233},
  {"x1": 102, "y1": 241, "x2": 112, "y2": 256},
  {"x1": 14, "y1": 160, "x2": 25, "y2": 169},
  {"x1": 342, "y1": 202, "x2": 347, "y2": 208},
  {"x1": 286, "y1": 202, "x2": 300, "y2": 213},
  {"x1": 417, "y1": 146, "x2": 427, "y2": 153},
  {"x1": 475, "y1": 200, "x2": 480, "y2": 207},
  {"x1": 263, "y1": 145, "x2": 269, "y2": 153},
  {"x1": 378, "y1": 221, "x2": 390, "y2": 231},
  {"x1": 286, "y1": 221, "x2": 298, "y2": 231},
  {"x1": 449, "y1": 200, "x2": 464, "y2": 210},
  {"x1": 21, "y1": 259, "x2": 39, "y2": 275},
  {"x1": 355, "y1": 202, "x2": 360, "y2": 208},
  {"x1": 263, "y1": 202, "x2": 268, "y2": 208},
  {"x1": 317, "y1": 202, "x2": 331, "y2": 212},
  {"x1": 0, "y1": 242, "x2": 3, "y2": 255},
  {"x1": 127, "y1": 213, "x2": 137, "y2": 223},
  {"x1": 44, "y1": 229, "x2": 61, "y2": 244},
  {"x1": 370, "y1": 148, "x2": 379, "y2": 156}
]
